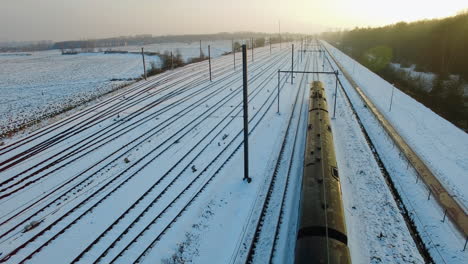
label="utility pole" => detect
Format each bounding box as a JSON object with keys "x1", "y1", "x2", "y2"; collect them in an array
[
  {"x1": 279, "y1": 20, "x2": 281, "y2": 50},
  {"x1": 251, "y1": 38, "x2": 254, "y2": 62},
  {"x1": 171, "y1": 51, "x2": 174, "y2": 70},
  {"x1": 301, "y1": 38, "x2": 303, "y2": 62},
  {"x1": 389, "y1": 84, "x2": 395, "y2": 111},
  {"x1": 233, "y1": 39, "x2": 236, "y2": 70},
  {"x1": 323, "y1": 52, "x2": 325, "y2": 71},
  {"x1": 277, "y1": 70, "x2": 280, "y2": 113},
  {"x1": 141, "y1": 47, "x2": 147, "y2": 80},
  {"x1": 333, "y1": 71, "x2": 339, "y2": 118},
  {"x1": 208, "y1": 45, "x2": 212, "y2": 81},
  {"x1": 270, "y1": 37, "x2": 272, "y2": 55},
  {"x1": 242, "y1": 44, "x2": 251, "y2": 183},
  {"x1": 291, "y1": 44, "x2": 294, "y2": 84},
  {"x1": 199, "y1": 40, "x2": 202, "y2": 58}
]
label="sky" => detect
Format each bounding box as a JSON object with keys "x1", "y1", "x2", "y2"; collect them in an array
[{"x1": 0, "y1": 0, "x2": 466, "y2": 42}]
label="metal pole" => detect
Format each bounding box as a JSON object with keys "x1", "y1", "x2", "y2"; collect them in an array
[
  {"x1": 208, "y1": 45, "x2": 212, "y2": 82},
  {"x1": 251, "y1": 38, "x2": 254, "y2": 62},
  {"x1": 322, "y1": 50, "x2": 325, "y2": 70},
  {"x1": 301, "y1": 38, "x2": 303, "y2": 62},
  {"x1": 171, "y1": 51, "x2": 173, "y2": 70},
  {"x1": 141, "y1": 47, "x2": 147, "y2": 80},
  {"x1": 463, "y1": 236, "x2": 467, "y2": 251},
  {"x1": 279, "y1": 20, "x2": 281, "y2": 50},
  {"x1": 389, "y1": 84, "x2": 395, "y2": 111},
  {"x1": 277, "y1": 69, "x2": 280, "y2": 113},
  {"x1": 199, "y1": 40, "x2": 202, "y2": 58},
  {"x1": 242, "y1": 45, "x2": 251, "y2": 183},
  {"x1": 291, "y1": 44, "x2": 294, "y2": 84},
  {"x1": 333, "y1": 71, "x2": 338, "y2": 118},
  {"x1": 233, "y1": 39, "x2": 235, "y2": 70},
  {"x1": 270, "y1": 37, "x2": 272, "y2": 55}
]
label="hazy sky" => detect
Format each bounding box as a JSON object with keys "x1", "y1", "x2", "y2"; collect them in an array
[{"x1": 1, "y1": 0, "x2": 466, "y2": 42}]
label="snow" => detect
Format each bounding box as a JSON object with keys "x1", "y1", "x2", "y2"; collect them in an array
[
  {"x1": 0, "y1": 50, "x2": 157, "y2": 135},
  {"x1": 117, "y1": 40, "x2": 233, "y2": 63},
  {"x1": 324, "y1": 42, "x2": 468, "y2": 209},
  {"x1": 390, "y1": 63, "x2": 436, "y2": 92},
  {"x1": 0, "y1": 40, "x2": 462, "y2": 264},
  {"x1": 0, "y1": 40, "x2": 232, "y2": 137},
  {"x1": 323, "y1": 41, "x2": 468, "y2": 263},
  {"x1": 390, "y1": 63, "x2": 468, "y2": 96},
  {"x1": 322, "y1": 72, "x2": 424, "y2": 263},
  {"x1": 0, "y1": 44, "x2": 301, "y2": 263}
]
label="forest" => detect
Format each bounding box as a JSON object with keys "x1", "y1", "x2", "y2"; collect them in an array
[{"x1": 322, "y1": 11, "x2": 468, "y2": 130}]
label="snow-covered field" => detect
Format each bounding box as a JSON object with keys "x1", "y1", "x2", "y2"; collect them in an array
[
  {"x1": 0, "y1": 40, "x2": 463, "y2": 264},
  {"x1": 0, "y1": 40, "x2": 231, "y2": 137},
  {"x1": 118, "y1": 40, "x2": 233, "y2": 62}
]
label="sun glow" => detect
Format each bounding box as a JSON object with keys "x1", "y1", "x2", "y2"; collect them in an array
[{"x1": 306, "y1": 0, "x2": 468, "y2": 28}]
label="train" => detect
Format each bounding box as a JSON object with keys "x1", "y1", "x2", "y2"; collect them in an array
[{"x1": 295, "y1": 81, "x2": 351, "y2": 263}]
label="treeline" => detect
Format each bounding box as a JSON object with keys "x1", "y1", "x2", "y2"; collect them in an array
[
  {"x1": 53, "y1": 32, "x2": 300, "y2": 51},
  {"x1": 144, "y1": 34, "x2": 296, "y2": 81},
  {"x1": 146, "y1": 50, "x2": 185, "y2": 77},
  {"x1": 0, "y1": 41, "x2": 54, "y2": 52},
  {"x1": 231, "y1": 36, "x2": 294, "y2": 52},
  {"x1": 322, "y1": 11, "x2": 468, "y2": 130},
  {"x1": 1, "y1": 32, "x2": 301, "y2": 53}
]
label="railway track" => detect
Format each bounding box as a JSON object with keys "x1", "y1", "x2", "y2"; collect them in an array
[
  {"x1": 0, "y1": 48, "x2": 289, "y2": 235},
  {"x1": 118, "y1": 46, "x2": 304, "y2": 264},
  {"x1": 0, "y1": 68, "x2": 179, "y2": 154},
  {"x1": 0, "y1": 46, "x2": 250, "y2": 157},
  {"x1": 0, "y1": 60, "x2": 213, "y2": 162},
  {"x1": 321, "y1": 41, "x2": 468, "y2": 238},
  {"x1": 0, "y1": 44, "x2": 297, "y2": 263},
  {"x1": 0, "y1": 52, "x2": 269, "y2": 199},
  {"x1": 318, "y1": 41, "x2": 436, "y2": 263},
  {"x1": 0, "y1": 48, "x2": 274, "y2": 174},
  {"x1": 0, "y1": 48, "x2": 286, "y2": 229},
  {"x1": 230, "y1": 49, "x2": 310, "y2": 264},
  {"x1": 90, "y1": 69, "x2": 295, "y2": 264},
  {"x1": 0, "y1": 51, "x2": 246, "y2": 176},
  {"x1": 0, "y1": 46, "x2": 266, "y2": 163}
]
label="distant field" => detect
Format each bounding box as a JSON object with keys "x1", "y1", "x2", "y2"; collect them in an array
[
  {"x1": 0, "y1": 40, "x2": 231, "y2": 137},
  {"x1": 117, "y1": 40, "x2": 232, "y2": 60}
]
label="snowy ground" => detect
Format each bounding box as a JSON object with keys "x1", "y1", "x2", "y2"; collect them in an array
[
  {"x1": 0, "y1": 40, "x2": 231, "y2": 137},
  {"x1": 0, "y1": 41, "x2": 457, "y2": 264},
  {"x1": 0, "y1": 50, "x2": 157, "y2": 135},
  {"x1": 0, "y1": 43, "x2": 304, "y2": 263},
  {"x1": 324, "y1": 42, "x2": 468, "y2": 209},
  {"x1": 324, "y1": 41, "x2": 468, "y2": 264}
]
